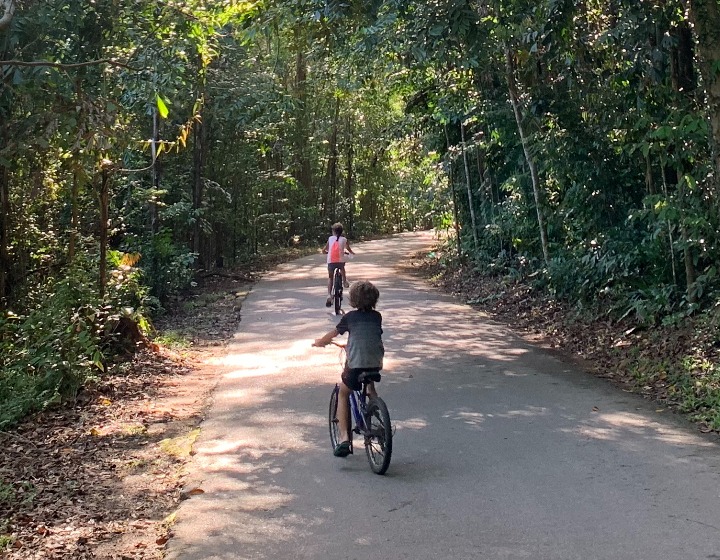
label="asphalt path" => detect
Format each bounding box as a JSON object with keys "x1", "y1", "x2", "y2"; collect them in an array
[{"x1": 167, "y1": 231, "x2": 720, "y2": 560}]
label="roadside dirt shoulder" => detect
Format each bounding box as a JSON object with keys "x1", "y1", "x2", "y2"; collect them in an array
[{"x1": 0, "y1": 274, "x2": 252, "y2": 560}]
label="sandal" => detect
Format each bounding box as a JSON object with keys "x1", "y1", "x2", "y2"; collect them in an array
[{"x1": 333, "y1": 440, "x2": 351, "y2": 457}]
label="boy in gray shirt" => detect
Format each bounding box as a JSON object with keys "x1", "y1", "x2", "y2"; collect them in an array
[{"x1": 313, "y1": 281, "x2": 384, "y2": 457}]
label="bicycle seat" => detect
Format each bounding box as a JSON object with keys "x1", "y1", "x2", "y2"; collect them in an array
[{"x1": 358, "y1": 370, "x2": 381, "y2": 384}]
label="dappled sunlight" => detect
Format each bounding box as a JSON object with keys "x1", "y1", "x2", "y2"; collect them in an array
[
  {"x1": 264, "y1": 265, "x2": 323, "y2": 281},
  {"x1": 167, "y1": 232, "x2": 455, "y2": 558},
  {"x1": 164, "y1": 231, "x2": 720, "y2": 560},
  {"x1": 497, "y1": 406, "x2": 549, "y2": 418},
  {"x1": 442, "y1": 408, "x2": 486, "y2": 429},
  {"x1": 203, "y1": 338, "x2": 339, "y2": 384},
  {"x1": 394, "y1": 417, "x2": 429, "y2": 430},
  {"x1": 219, "y1": 387, "x2": 273, "y2": 406},
  {"x1": 567, "y1": 411, "x2": 717, "y2": 448}
]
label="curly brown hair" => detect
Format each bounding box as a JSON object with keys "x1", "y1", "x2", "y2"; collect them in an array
[{"x1": 348, "y1": 280, "x2": 379, "y2": 311}]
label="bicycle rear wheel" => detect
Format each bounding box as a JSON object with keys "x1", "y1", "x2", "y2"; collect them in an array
[
  {"x1": 333, "y1": 270, "x2": 343, "y2": 314},
  {"x1": 364, "y1": 396, "x2": 392, "y2": 475}
]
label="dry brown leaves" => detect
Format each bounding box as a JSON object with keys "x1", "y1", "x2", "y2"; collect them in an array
[{"x1": 0, "y1": 274, "x2": 252, "y2": 559}]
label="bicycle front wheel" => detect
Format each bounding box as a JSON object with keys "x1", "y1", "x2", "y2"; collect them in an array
[
  {"x1": 364, "y1": 396, "x2": 392, "y2": 475},
  {"x1": 328, "y1": 385, "x2": 341, "y2": 451},
  {"x1": 333, "y1": 272, "x2": 343, "y2": 314}
]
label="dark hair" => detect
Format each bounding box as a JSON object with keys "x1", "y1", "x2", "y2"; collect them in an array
[
  {"x1": 332, "y1": 222, "x2": 343, "y2": 240},
  {"x1": 348, "y1": 280, "x2": 379, "y2": 311}
]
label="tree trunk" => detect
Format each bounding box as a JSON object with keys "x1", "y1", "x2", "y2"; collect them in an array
[
  {"x1": 150, "y1": 107, "x2": 160, "y2": 235},
  {"x1": 292, "y1": 34, "x2": 313, "y2": 196},
  {"x1": 192, "y1": 112, "x2": 204, "y2": 266},
  {"x1": 660, "y1": 166, "x2": 678, "y2": 287},
  {"x1": 645, "y1": 153, "x2": 655, "y2": 195},
  {"x1": 0, "y1": 133, "x2": 8, "y2": 308},
  {"x1": 670, "y1": 11, "x2": 699, "y2": 300},
  {"x1": 0, "y1": 0, "x2": 15, "y2": 31},
  {"x1": 460, "y1": 120, "x2": 479, "y2": 253},
  {"x1": 69, "y1": 167, "x2": 79, "y2": 262},
  {"x1": 328, "y1": 96, "x2": 339, "y2": 222},
  {"x1": 505, "y1": 47, "x2": 550, "y2": 264},
  {"x1": 686, "y1": 0, "x2": 720, "y2": 197},
  {"x1": 677, "y1": 173, "x2": 697, "y2": 303},
  {"x1": 98, "y1": 164, "x2": 111, "y2": 298},
  {"x1": 344, "y1": 116, "x2": 355, "y2": 235},
  {"x1": 444, "y1": 124, "x2": 462, "y2": 260},
  {"x1": 670, "y1": 21, "x2": 696, "y2": 94}
]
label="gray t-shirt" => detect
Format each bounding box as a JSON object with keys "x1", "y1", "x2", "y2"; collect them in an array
[{"x1": 336, "y1": 310, "x2": 384, "y2": 370}]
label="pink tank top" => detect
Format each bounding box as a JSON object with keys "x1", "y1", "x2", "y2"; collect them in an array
[{"x1": 329, "y1": 237, "x2": 343, "y2": 262}]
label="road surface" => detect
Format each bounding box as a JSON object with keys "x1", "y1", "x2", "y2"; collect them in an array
[{"x1": 167, "y1": 231, "x2": 720, "y2": 560}]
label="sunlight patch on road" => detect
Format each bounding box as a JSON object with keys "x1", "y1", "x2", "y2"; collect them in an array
[
  {"x1": 497, "y1": 406, "x2": 549, "y2": 418},
  {"x1": 220, "y1": 387, "x2": 272, "y2": 405},
  {"x1": 394, "y1": 417, "x2": 428, "y2": 430},
  {"x1": 442, "y1": 409, "x2": 486, "y2": 429},
  {"x1": 204, "y1": 338, "x2": 336, "y2": 381},
  {"x1": 568, "y1": 411, "x2": 716, "y2": 447}
]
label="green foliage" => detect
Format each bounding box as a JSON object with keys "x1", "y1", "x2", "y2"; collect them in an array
[
  {"x1": 5, "y1": 0, "x2": 720, "y2": 430},
  {"x1": 0, "y1": 480, "x2": 15, "y2": 505},
  {"x1": 0, "y1": 535, "x2": 11, "y2": 550},
  {"x1": 133, "y1": 229, "x2": 196, "y2": 304},
  {"x1": 632, "y1": 356, "x2": 720, "y2": 430},
  {"x1": 0, "y1": 253, "x2": 153, "y2": 429},
  {"x1": 0, "y1": 267, "x2": 102, "y2": 428}
]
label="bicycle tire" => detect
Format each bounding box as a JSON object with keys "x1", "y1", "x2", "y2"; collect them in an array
[
  {"x1": 329, "y1": 385, "x2": 354, "y2": 454},
  {"x1": 333, "y1": 270, "x2": 343, "y2": 315},
  {"x1": 328, "y1": 386, "x2": 341, "y2": 451},
  {"x1": 364, "y1": 396, "x2": 392, "y2": 475}
]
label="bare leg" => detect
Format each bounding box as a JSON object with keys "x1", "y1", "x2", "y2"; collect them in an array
[
  {"x1": 366, "y1": 382, "x2": 378, "y2": 398},
  {"x1": 337, "y1": 383, "x2": 351, "y2": 442}
]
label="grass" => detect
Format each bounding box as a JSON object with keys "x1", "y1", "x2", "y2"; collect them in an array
[
  {"x1": 153, "y1": 330, "x2": 191, "y2": 349},
  {"x1": 631, "y1": 355, "x2": 720, "y2": 429},
  {"x1": 0, "y1": 534, "x2": 12, "y2": 549},
  {"x1": 0, "y1": 481, "x2": 14, "y2": 505},
  {"x1": 159, "y1": 428, "x2": 200, "y2": 458}
]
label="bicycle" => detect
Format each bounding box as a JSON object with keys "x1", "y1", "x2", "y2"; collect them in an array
[
  {"x1": 327, "y1": 343, "x2": 393, "y2": 475},
  {"x1": 330, "y1": 266, "x2": 344, "y2": 315}
]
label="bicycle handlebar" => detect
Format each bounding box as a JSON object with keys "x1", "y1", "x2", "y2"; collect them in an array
[{"x1": 312, "y1": 339, "x2": 345, "y2": 348}]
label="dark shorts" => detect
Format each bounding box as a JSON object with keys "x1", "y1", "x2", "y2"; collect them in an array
[
  {"x1": 327, "y1": 262, "x2": 346, "y2": 277},
  {"x1": 342, "y1": 365, "x2": 382, "y2": 391}
]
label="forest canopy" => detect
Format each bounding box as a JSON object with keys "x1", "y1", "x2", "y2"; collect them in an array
[{"x1": 3, "y1": 0, "x2": 720, "y2": 426}]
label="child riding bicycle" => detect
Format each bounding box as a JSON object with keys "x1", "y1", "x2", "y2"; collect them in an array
[
  {"x1": 322, "y1": 222, "x2": 354, "y2": 307},
  {"x1": 313, "y1": 280, "x2": 384, "y2": 457}
]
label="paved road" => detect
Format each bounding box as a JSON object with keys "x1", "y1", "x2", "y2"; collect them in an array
[{"x1": 167, "y1": 231, "x2": 720, "y2": 560}]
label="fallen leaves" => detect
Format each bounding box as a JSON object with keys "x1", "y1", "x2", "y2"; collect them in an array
[
  {"x1": 0, "y1": 269, "x2": 255, "y2": 559},
  {"x1": 3, "y1": 350, "x2": 216, "y2": 557}
]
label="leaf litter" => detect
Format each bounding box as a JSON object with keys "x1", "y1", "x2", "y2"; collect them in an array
[{"x1": 0, "y1": 271, "x2": 255, "y2": 559}]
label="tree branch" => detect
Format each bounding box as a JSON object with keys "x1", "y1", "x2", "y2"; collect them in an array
[
  {"x1": 0, "y1": 58, "x2": 141, "y2": 71},
  {"x1": 0, "y1": 0, "x2": 15, "y2": 32}
]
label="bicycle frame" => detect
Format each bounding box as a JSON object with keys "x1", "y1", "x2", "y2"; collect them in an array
[{"x1": 348, "y1": 389, "x2": 368, "y2": 434}]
